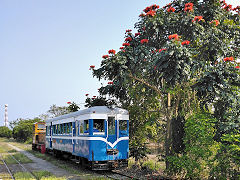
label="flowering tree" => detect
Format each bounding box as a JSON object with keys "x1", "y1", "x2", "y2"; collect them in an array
[{"x1": 93, "y1": 0, "x2": 240, "y2": 174}]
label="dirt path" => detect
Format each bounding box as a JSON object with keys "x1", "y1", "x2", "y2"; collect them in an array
[{"x1": 7, "y1": 143, "x2": 84, "y2": 180}]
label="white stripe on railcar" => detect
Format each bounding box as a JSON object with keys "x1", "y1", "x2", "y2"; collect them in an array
[{"x1": 46, "y1": 136, "x2": 129, "y2": 148}]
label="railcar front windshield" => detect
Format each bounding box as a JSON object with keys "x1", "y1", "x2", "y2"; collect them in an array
[
  {"x1": 37, "y1": 124, "x2": 45, "y2": 129},
  {"x1": 93, "y1": 119, "x2": 105, "y2": 135}
]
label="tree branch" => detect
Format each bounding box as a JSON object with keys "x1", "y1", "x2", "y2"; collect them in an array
[{"x1": 128, "y1": 71, "x2": 162, "y2": 95}]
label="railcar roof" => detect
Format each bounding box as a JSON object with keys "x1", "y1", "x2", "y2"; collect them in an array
[{"x1": 45, "y1": 106, "x2": 129, "y2": 123}]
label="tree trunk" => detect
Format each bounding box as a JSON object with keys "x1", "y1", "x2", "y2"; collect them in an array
[{"x1": 165, "y1": 93, "x2": 172, "y2": 170}]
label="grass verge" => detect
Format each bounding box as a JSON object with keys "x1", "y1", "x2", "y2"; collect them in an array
[
  {"x1": 0, "y1": 173, "x2": 12, "y2": 179},
  {"x1": 2, "y1": 152, "x2": 32, "y2": 164},
  {"x1": 28, "y1": 150, "x2": 105, "y2": 180},
  {"x1": 33, "y1": 170, "x2": 66, "y2": 180},
  {"x1": 14, "y1": 172, "x2": 34, "y2": 180}
]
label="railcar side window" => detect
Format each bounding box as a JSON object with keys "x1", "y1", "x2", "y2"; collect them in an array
[
  {"x1": 46, "y1": 126, "x2": 50, "y2": 136},
  {"x1": 54, "y1": 125, "x2": 57, "y2": 134},
  {"x1": 62, "y1": 124, "x2": 65, "y2": 134},
  {"x1": 79, "y1": 122, "x2": 84, "y2": 134},
  {"x1": 93, "y1": 119, "x2": 105, "y2": 135},
  {"x1": 66, "y1": 123, "x2": 70, "y2": 133},
  {"x1": 53, "y1": 125, "x2": 56, "y2": 134},
  {"x1": 63, "y1": 124, "x2": 65, "y2": 134},
  {"x1": 58, "y1": 124, "x2": 60, "y2": 134},
  {"x1": 70, "y1": 122, "x2": 72, "y2": 133},
  {"x1": 75, "y1": 121, "x2": 78, "y2": 135},
  {"x1": 84, "y1": 120, "x2": 89, "y2": 133},
  {"x1": 60, "y1": 124, "x2": 63, "y2": 134},
  {"x1": 119, "y1": 120, "x2": 128, "y2": 135},
  {"x1": 108, "y1": 117, "x2": 115, "y2": 135}
]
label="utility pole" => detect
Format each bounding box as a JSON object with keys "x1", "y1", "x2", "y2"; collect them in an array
[{"x1": 4, "y1": 104, "x2": 8, "y2": 127}]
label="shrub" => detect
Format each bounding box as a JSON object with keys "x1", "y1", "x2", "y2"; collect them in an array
[
  {"x1": 0, "y1": 126, "x2": 12, "y2": 138},
  {"x1": 210, "y1": 131, "x2": 240, "y2": 179},
  {"x1": 168, "y1": 112, "x2": 217, "y2": 179},
  {"x1": 12, "y1": 118, "x2": 41, "y2": 142}
]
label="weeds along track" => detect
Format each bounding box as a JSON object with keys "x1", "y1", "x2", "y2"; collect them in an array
[
  {"x1": 0, "y1": 153, "x2": 14, "y2": 180},
  {"x1": 0, "y1": 151, "x2": 37, "y2": 180}
]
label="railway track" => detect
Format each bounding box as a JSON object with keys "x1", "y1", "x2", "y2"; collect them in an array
[
  {"x1": 0, "y1": 152, "x2": 37, "y2": 180},
  {"x1": 98, "y1": 170, "x2": 137, "y2": 180},
  {"x1": 55, "y1": 154, "x2": 138, "y2": 179},
  {"x1": 0, "y1": 154, "x2": 14, "y2": 180}
]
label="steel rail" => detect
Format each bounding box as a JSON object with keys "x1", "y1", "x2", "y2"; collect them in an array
[
  {"x1": 0, "y1": 154, "x2": 15, "y2": 180},
  {"x1": 112, "y1": 171, "x2": 137, "y2": 179},
  {"x1": 7, "y1": 151, "x2": 37, "y2": 180},
  {"x1": 98, "y1": 170, "x2": 138, "y2": 180}
]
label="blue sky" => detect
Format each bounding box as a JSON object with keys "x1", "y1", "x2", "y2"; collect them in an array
[{"x1": 0, "y1": 0, "x2": 238, "y2": 126}]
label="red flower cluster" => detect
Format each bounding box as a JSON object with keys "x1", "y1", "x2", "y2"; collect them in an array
[
  {"x1": 120, "y1": 47, "x2": 124, "y2": 49},
  {"x1": 184, "y1": 3, "x2": 194, "y2": 12},
  {"x1": 235, "y1": 66, "x2": 240, "y2": 69},
  {"x1": 224, "y1": 57, "x2": 234, "y2": 62},
  {"x1": 139, "y1": 13, "x2": 145, "y2": 17},
  {"x1": 167, "y1": 6, "x2": 175, "y2": 12},
  {"x1": 93, "y1": 96, "x2": 96, "y2": 98},
  {"x1": 122, "y1": 43, "x2": 130, "y2": 46},
  {"x1": 125, "y1": 37, "x2": 132, "y2": 42},
  {"x1": 151, "y1": 4, "x2": 159, "y2": 10},
  {"x1": 85, "y1": 94, "x2": 89, "y2": 96},
  {"x1": 146, "y1": 10, "x2": 156, "y2": 17},
  {"x1": 108, "y1": 82, "x2": 113, "y2": 85},
  {"x1": 108, "y1": 49, "x2": 116, "y2": 54},
  {"x1": 210, "y1": 20, "x2": 220, "y2": 26},
  {"x1": 135, "y1": 32, "x2": 140, "y2": 36},
  {"x1": 233, "y1": 6, "x2": 240, "y2": 13},
  {"x1": 102, "y1": 55, "x2": 109, "y2": 59},
  {"x1": 156, "y1": 48, "x2": 167, "y2": 52},
  {"x1": 223, "y1": 4, "x2": 232, "y2": 11},
  {"x1": 90, "y1": 65, "x2": 95, "y2": 69},
  {"x1": 142, "y1": 4, "x2": 159, "y2": 17},
  {"x1": 126, "y1": 29, "x2": 132, "y2": 33},
  {"x1": 143, "y1": 4, "x2": 159, "y2": 13},
  {"x1": 168, "y1": 34, "x2": 179, "y2": 40},
  {"x1": 181, "y1": 40, "x2": 190, "y2": 45},
  {"x1": 220, "y1": 0, "x2": 234, "y2": 11},
  {"x1": 140, "y1": 39, "x2": 149, "y2": 44},
  {"x1": 67, "y1": 102, "x2": 71, "y2": 104},
  {"x1": 192, "y1": 16, "x2": 204, "y2": 22}
]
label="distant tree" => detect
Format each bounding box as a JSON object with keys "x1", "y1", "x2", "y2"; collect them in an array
[
  {"x1": 0, "y1": 126, "x2": 12, "y2": 138},
  {"x1": 12, "y1": 118, "x2": 41, "y2": 142},
  {"x1": 38, "y1": 113, "x2": 50, "y2": 121},
  {"x1": 85, "y1": 95, "x2": 116, "y2": 108},
  {"x1": 67, "y1": 102, "x2": 80, "y2": 112},
  {"x1": 47, "y1": 104, "x2": 69, "y2": 118}
]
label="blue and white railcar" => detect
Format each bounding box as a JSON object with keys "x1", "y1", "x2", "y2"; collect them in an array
[{"x1": 45, "y1": 106, "x2": 129, "y2": 170}]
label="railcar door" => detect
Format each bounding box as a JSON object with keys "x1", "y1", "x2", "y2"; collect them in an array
[
  {"x1": 107, "y1": 116, "x2": 117, "y2": 147},
  {"x1": 50, "y1": 122, "x2": 52, "y2": 149},
  {"x1": 72, "y1": 122, "x2": 76, "y2": 153}
]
